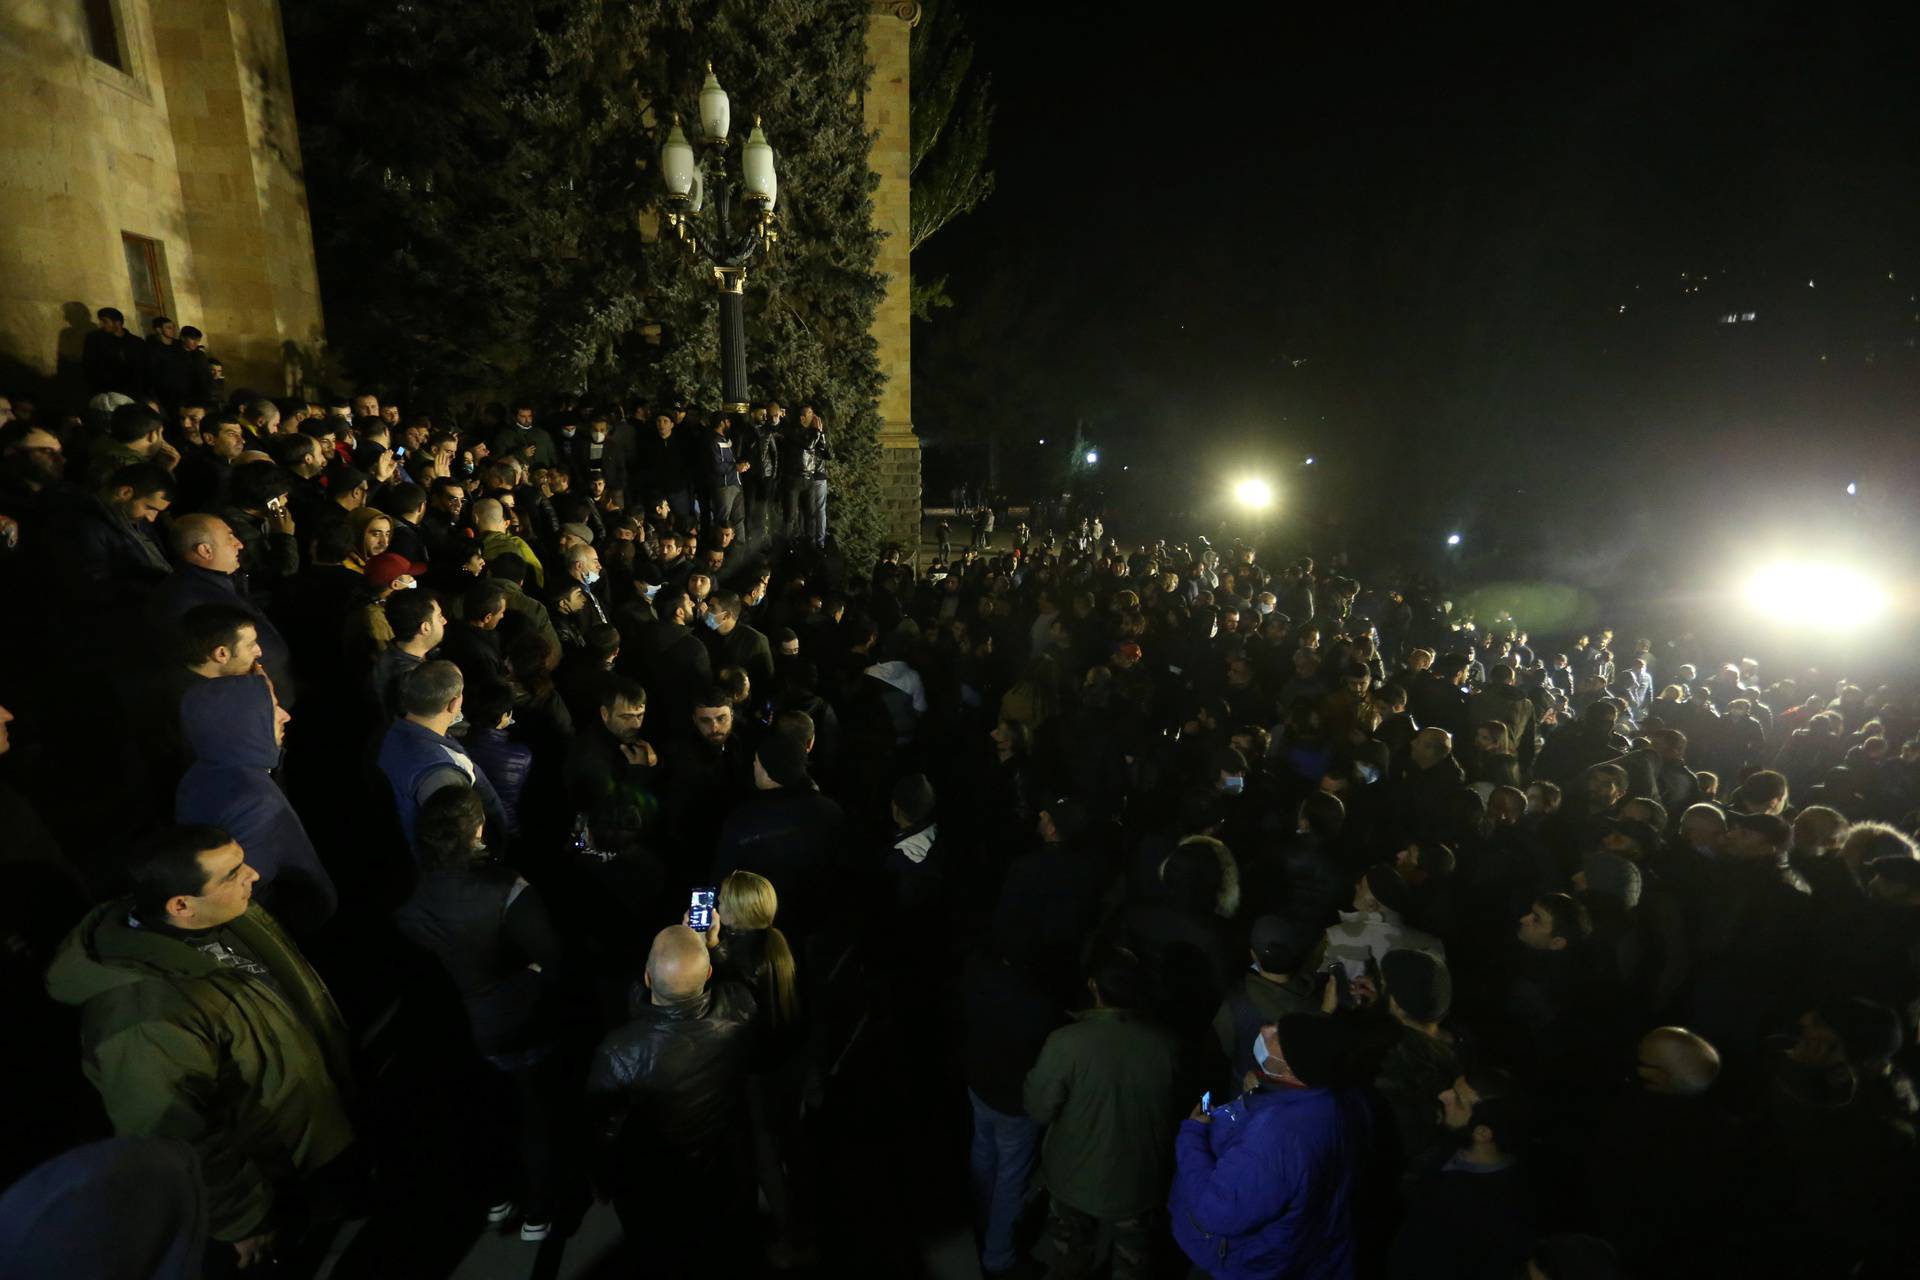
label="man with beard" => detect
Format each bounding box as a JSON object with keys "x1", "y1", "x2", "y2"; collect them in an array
[{"x1": 1388, "y1": 1068, "x2": 1534, "y2": 1278}]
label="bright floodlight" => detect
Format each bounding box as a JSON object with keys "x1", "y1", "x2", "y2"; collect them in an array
[
  {"x1": 1744, "y1": 562, "x2": 1886, "y2": 630},
  {"x1": 1846, "y1": 481, "x2": 1858, "y2": 495},
  {"x1": 1446, "y1": 532, "x2": 1462, "y2": 546},
  {"x1": 1235, "y1": 478, "x2": 1274, "y2": 509},
  {"x1": 1304, "y1": 456, "x2": 1316, "y2": 466},
  {"x1": 1085, "y1": 450, "x2": 1099, "y2": 464}
]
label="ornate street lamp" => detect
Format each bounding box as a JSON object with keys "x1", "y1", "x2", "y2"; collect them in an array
[{"x1": 659, "y1": 64, "x2": 779, "y2": 413}]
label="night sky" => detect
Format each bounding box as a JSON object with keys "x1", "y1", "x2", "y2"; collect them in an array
[{"x1": 916, "y1": 1, "x2": 1920, "y2": 581}]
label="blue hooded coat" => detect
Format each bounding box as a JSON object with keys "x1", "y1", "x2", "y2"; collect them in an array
[{"x1": 174, "y1": 674, "x2": 337, "y2": 935}]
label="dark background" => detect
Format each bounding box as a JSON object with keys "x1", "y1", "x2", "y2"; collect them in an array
[{"x1": 915, "y1": 0, "x2": 1920, "y2": 614}]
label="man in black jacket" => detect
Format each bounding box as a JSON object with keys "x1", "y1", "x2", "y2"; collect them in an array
[
  {"x1": 82, "y1": 307, "x2": 147, "y2": 397},
  {"x1": 635, "y1": 589, "x2": 713, "y2": 727},
  {"x1": 587, "y1": 925, "x2": 757, "y2": 1270},
  {"x1": 1389, "y1": 1068, "x2": 1534, "y2": 1279},
  {"x1": 633, "y1": 411, "x2": 693, "y2": 524},
  {"x1": 711, "y1": 734, "x2": 846, "y2": 944}
]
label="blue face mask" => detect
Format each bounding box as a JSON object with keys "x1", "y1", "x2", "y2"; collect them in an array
[
  {"x1": 580, "y1": 569, "x2": 600, "y2": 586},
  {"x1": 1222, "y1": 775, "x2": 1246, "y2": 794},
  {"x1": 703, "y1": 613, "x2": 721, "y2": 630},
  {"x1": 1253, "y1": 1032, "x2": 1271, "y2": 1071},
  {"x1": 643, "y1": 583, "x2": 661, "y2": 600}
]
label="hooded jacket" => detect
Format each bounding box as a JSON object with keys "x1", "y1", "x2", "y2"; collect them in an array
[
  {"x1": 44, "y1": 902, "x2": 355, "y2": 1242},
  {"x1": 175, "y1": 676, "x2": 337, "y2": 936}
]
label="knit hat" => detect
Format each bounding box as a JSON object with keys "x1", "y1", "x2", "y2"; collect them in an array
[
  {"x1": 1363, "y1": 863, "x2": 1413, "y2": 917},
  {"x1": 1249, "y1": 915, "x2": 1314, "y2": 975},
  {"x1": 1600, "y1": 817, "x2": 1661, "y2": 858},
  {"x1": 1380, "y1": 949, "x2": 1452, "y2": 1023},
  {"x1": 1581, "y1": 849, "x2": 1644, "y2": 909},
  {"x1": 1275, "y1": 1013, "x2": 1344, "y2": 1088},
  {"x1": 756, "y1": 733, "x2": 810, "y2": 788}
]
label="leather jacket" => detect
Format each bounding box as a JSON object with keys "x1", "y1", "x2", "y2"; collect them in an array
[{"x1": 587, "y1": 981, "x2": 758, "y2": 1177}]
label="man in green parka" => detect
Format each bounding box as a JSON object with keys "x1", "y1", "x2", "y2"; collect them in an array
[
  {"x1": 1024, "y1": 946, "x2": 1184, "y2": 1280},
  {"x1": 45, "y1": 824, "x2": 355, "y2": 1269}
]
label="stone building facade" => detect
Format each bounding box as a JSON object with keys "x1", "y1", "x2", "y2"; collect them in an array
[
  {"x1": 0, "y1": 0, "x2": 325, "y2": 399},
  {"x1": 865, "y1": 2, "x2": 923, "y2": 552}
]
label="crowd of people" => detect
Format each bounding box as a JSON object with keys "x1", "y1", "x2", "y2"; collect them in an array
[{"x1": 0, "y1": 349, "x2": 1917, "y2": 1280}]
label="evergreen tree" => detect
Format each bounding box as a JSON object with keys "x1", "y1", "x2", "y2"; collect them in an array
[
  {"x1": 286, "y1": 0, "x2": 888, "y2": 564},
  {"x1": 907, "y1": 0, "x2": 994, "y2": 319}
]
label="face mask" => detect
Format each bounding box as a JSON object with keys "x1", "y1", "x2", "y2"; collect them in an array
[
  {"x1": 516, "y1": 421, "x2": 532, "y2": 431},
  {"x1": 1256, "y1": 601, "x2": 1273, "y2": 615},
  {"x1": 1253, "y1": 1033, "x2": 1272, "y2": 1071},
  {"x1": 580, "y1": 569, "x2": 600, "y2": 586},
  {"x1": 559, "y1": 425, "x2": 576, "y2": 438},
  {"x1": 703, "y1": 613, "x2": 721, "y2": 630},
  {"x1": 643, "y1": 583, "x2": 660, "y2": 600},
  {"x1": 1222, "y1": 775, "x2": 1246, "y2": 794},
  {"x1": 591, "y1": 431, "x2": 607, "y2": 443}
]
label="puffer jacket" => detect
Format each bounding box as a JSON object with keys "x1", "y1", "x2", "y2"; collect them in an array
[
  {"x1": 586, "y1": 982, "x2": 758, "y2": 1182},
  {"x1": 175, "y1": 674, "x2": 337, "y2": 936},
  {"x1": 1171, "y1": 1084, "x2": 1373, "y2": 1279},
  {"x1": 45, "y1": 902, "x2": 355, "y2": 1242},
  {"x1": 464, "y1": 726, "x2": 533, "y2": 834}
]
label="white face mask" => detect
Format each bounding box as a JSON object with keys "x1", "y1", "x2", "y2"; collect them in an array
[
  {"x1": 1253, "y1": 1032, "x2": 1272, "y2": 1071},
  {"x1": 1222, "y1": 775, "x2": 1246, "y2": 794},
  {"x1": 580, "y1": 569, "x2": 600, "y2": 586}
]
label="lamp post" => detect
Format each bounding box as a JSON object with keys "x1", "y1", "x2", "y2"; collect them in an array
[{"x1": 658, "y1": 64, "x2": 779, "y2": 413}]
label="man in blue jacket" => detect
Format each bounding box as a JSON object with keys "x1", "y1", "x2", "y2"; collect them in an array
[
  {"x1": 1171, "y1": 1012, "x2": 1374, "y2": 1279},
  {"x1": 704, "y1": 414, "x2": 747, "y2": 544},
  {"x1": 174, "y1": 673, "x2": 337, "y2": 937}
]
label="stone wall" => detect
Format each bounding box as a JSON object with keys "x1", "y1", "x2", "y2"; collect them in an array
[
  {"x1": 864, "y1": 2, "x2": 922, "y2": 553},
  {"x1": 0, "y1": 0, "x2": 324, "y2": 399}
]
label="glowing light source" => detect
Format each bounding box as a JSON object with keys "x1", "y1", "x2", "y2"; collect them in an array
[
  {"x1": 1846, "y1": 481, "x2": 1858, "y2": 496},
  {"x1": 1446, "y1": 533, "x2": 1462, "y2": 546},
  {"x1": 1304, "y1": 456, "x2": 1316, "y2": 466},
  {"x1": 1234, "y1": 478, "x2": 1274, "y2": 509},
  {"x1": 1084, "y1": 450, "x2": 1099, "y2": 465},
  {"x1": 1743, "y1": 562, "x2": 1886, "y2": 630}
]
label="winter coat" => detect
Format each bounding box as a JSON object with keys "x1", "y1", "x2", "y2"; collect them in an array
[
  {"x1": 1024, "y1": 1007, "x2": 1184, "y2": 1220},
  {"x1": 155, "y1": 565, "x2": 295, "y2": 703},
  {"x1": 862, "y1": 659, "x2": 927, "y2": 744},
  {"x1": 1171, "y1": 1085, "x2": 1373, "y2": 1279},
  {"x1": 376, "y1": 717, "x2": 507, "y2": 849},
  {"x1": 711, "y1": 785, "x2": 847, "y2": 943},
  {"x1": 465, "y1": 726, "x2": 534, "y2": 833},
  {"x1": 174, "y1": 675, "x2": 337, "y2": 936},
  {"x1": 1387, "y1": 1156, "x2": 1535, "y2": 1280},
  {"x1": 586, "y1": 983, "x2": 758, "y2": 1184},
  {"x1": 393, "y1": 867, "x2": 561, "y2": 1057},
  {"x1": 44, "y1": 902, "x2": 355, "y2": 1242},
  {"x1": 705, "y1": 429, "x2": 743, "y2": 494}
]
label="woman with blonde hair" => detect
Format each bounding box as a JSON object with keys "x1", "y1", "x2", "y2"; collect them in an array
[
  {"x1": 713, "y1": 869, "x2": 799, "y2": 1028},
  {"x1": 709, "y1": 869, "x2": 811, "y2": 1262}
]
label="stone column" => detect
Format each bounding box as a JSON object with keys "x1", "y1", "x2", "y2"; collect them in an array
[{"x1": 864, "y1": 2, "x2": 921, "y2": 556}]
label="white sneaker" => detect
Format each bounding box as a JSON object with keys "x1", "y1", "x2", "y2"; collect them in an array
[
  {"x1": 520, "y1": 1220, "x2": 552, "y2": 1242},
  {"x1": 486, "y1": 1201, "x2": 516, "y2": 1225}
]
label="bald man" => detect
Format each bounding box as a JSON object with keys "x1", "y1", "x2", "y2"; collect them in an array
[
  {"x1": 1635, "y1": 1026, "x2": 1721, "y2": 1097},
  {"x1": 587, "y1": 925, "x2": 758, "y2": 1265},
  {"x1": 1588, "y1": 1025, "x2": 1741, "y2": 1272}
]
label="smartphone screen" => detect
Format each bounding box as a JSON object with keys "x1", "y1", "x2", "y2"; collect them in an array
[
  {"x1": 688, "y1": 887, "x2": 717, "y2": 932},
  {"x1": 1200, "y1": 1091, "x2": 1212, "y2": 1114}
]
